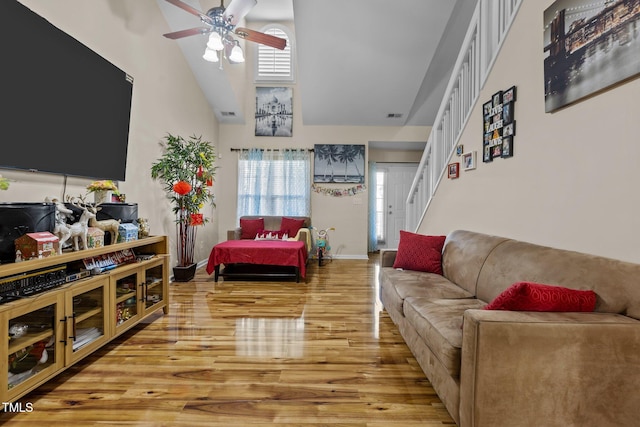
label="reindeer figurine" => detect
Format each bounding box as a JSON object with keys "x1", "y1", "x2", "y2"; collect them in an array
[
  {"x1": 66, "y1": 195, "x2": 96, "y2": 251},
  {"x1": 45, "y1": 197, "x2": 74, "y2": 253},
  {"x1": 88, "y1": 205, "x2": 121, "y2": 245}
]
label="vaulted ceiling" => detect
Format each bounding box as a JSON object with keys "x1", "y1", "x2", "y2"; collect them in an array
[{"x1": 157, "y1": 0, "x2": 477, "y2": 128}]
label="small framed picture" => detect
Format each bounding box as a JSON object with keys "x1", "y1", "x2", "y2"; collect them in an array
[
  {"x1": 456, "y1": 145, "x2": 464, "y2": 156},
  {"x1": 503, "y1": 121, "x2": 516, "y2": 137},
  {"x1": 483, "y1": 100, "x2": 493, "y2": 116},
  {"x1": 462, "y1": 151, "x2": 476, "y2": 171},
  {"x1": 502, "y1": 102, "x2": 514, "y2": 124},
  {"x1": 501, "y1": 136, "x2": 514, "y2": 158},
  {"x1": 492, "y1": 91, "x2": 503, "y2": 107},
  {"x1": 503, "y1": 85, "x2": 517, "y2": 103},
  {"x1": 492, "y1": 144, "x2": 502, "y2": 158},
  {"x1": 483, "y1": 145, "x2": 493, "y2": 163},
  {"x1": 448, "y1": 162, "x2": 460, "y2": 179}
]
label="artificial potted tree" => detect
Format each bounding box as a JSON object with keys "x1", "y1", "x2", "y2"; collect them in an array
[{"x1": 151, "y1": 133, "x2": 216, "y2": 281}]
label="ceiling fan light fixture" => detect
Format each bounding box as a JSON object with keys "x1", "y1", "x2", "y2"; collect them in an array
[
  {"x1": 202, "y1": 47, "x2": 219, "y2": 62},
  {"x1": 229, "y1": 41, "x2": 245, "y2": 63},
  {"x1": 207, "y1": 31, "x2": 224, "y2": 51}
]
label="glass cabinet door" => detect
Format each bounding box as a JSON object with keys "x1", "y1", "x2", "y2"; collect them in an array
[
  {"x1": 2, "y1": 292, "x2": 65, "y2": 400},
  {"x1": 111, "y1": 269, "x2": 141, "y2": 336},
  {"x1": 140, "y1": 259, "x2": 165, "y2": 317},
  {"x1": 65, "y1": 277, "x2": 109, "y2": 363}
]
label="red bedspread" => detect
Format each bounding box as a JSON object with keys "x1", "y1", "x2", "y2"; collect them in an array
[{"x1": 206, "y1": 240, "x2": 307, "y2": 278}]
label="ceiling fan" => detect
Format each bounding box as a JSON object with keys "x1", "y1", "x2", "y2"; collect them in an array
[{"x1": 162, "y1": 0, "x2": 287, "y2": 65}]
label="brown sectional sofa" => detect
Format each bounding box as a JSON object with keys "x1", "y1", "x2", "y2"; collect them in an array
[{"x1": 379, "y1": 229, "x2": 640, "y2": 426}]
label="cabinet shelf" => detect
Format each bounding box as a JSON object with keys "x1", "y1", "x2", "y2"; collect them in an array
[
  {"x1": 1, "y1": 236, "x2": 169, "y2": 403},
  {"x1": 74, "y1": 307, "x2": 103, "y2": 324},
  {"x1": 8, "y1": 330, "x2": 53, "y2": 354}
]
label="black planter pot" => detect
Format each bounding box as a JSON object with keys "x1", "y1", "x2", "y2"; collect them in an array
[{"x1": 173, "y1": 264, "x2": 197, "y2": 282}]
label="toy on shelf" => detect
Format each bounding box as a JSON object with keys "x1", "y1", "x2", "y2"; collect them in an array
[{"x1": 310, "y1": 226, "x2": 335, "y2": 266}]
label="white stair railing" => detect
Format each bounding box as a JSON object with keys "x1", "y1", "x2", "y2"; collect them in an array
[{"x1": 406, "y1": 0, "x2": 522, "y2": 232}]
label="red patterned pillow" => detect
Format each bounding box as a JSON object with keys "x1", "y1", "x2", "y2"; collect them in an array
[
  {"x1": 392, "y1": 230, "x2": 446, "y2": 274},
  {"x1": 281, "y1": 217, "x2": 305, "y2": 236},
  {"x1": 485, "y1": 281, "x2": 597, "y2": 312},
  {"x1": 240, "y1": 218, "x2": 264, "y2": 239}
]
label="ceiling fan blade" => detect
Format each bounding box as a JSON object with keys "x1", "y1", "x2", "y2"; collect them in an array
[
  {"x1": 222, "y1": 0, "x2": 257, "y2": 27},
  {"x1": 163, "y1": 27, "x2": 211, "y2": 40},
  {"x1": 164, "y1": 0, "x2": 213, "y2": 25},
  {"x1": 235, "y1": 27, "x2": 287, "y2": 50}
]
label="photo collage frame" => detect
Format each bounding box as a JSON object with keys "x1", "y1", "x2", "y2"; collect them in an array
[{"x1": 483, "y1": 85, "x2": 516, "y2": 163}]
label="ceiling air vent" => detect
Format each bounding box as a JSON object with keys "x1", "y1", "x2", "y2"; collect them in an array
[
  {"x1": 221, "y1": 111, "x2": 236, "y2": 117},
  {"x1": 387, "y1": 113, "x2": 403, "y2": 118}
]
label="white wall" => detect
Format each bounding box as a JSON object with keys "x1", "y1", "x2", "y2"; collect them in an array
[
  {"x1": 1, "y1": 0, "x2": 220, "y2": 267},
  {"x1": 418, "y1": 0, "x2": 640, "y2": 263}
]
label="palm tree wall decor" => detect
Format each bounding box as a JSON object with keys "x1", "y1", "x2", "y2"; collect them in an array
[{"x1": 313, "y1": 144, "x2": 365, "y2": 183}]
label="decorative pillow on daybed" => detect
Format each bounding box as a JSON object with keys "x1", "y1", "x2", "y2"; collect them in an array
[
  {"x1": 281, "y1": 217, "x2": 306, "y2": 237},
  {"x1": 255, "y1": 229, "x2": 289, "y2": 240},
  {"x1": 392, "y1": 230, "x2": 446, "y2": 275},
  {"x1": 484, "y1": 281, "x2": 597, "y2": 312},
  {"x1": 240, "y1": 218, "x2": 264, "y2": 239}
]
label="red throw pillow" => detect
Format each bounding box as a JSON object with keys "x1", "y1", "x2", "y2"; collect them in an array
[
  {"x1": 240, "y1": 218, "x2": 264, "y2": 239},
  {"x1": 281, "y1": 217, "x2": 305, "y2": 237},
  {"x1": 484, "y1": 281, "x2": 597, "y2": 312},
  {"x1": 392, "y1": 230, "x2": 446, "y2": 274}
]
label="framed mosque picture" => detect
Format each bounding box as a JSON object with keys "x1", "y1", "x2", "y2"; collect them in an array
[{"x1": 255, "y1": 87, "x2": 293, "y2": 137}]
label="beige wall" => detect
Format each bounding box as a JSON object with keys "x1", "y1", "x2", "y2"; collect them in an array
[
  {"x1": 216, "y1": 21, "x2": 429, "y2": 258},
  {"x1": 418, "y1": 0, "x2": 640, "y2": 263},
  {"x1": 1, "y1": 0, "x2": 220, "y2": 267}
]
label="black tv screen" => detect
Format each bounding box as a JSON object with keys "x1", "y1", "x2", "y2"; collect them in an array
[{"x1": 0, "y1": 1, "x2": 133, "y2": 181}]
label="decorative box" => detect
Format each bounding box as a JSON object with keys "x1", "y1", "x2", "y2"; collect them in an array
[
  {"x1": 87, "y1": 227, "x2": 105, "y2": 249},
  {"x1": 14, "y1": 232, "x2": 59, "y2": 261},
  {"x1": 118, "y1": 223, "x2": 138, "y2": 243}
]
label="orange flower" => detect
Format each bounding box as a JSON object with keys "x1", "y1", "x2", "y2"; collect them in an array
[
  {"x1": 190, "y1": 213, "x2": 204, "y2": 226},
  {"x1": 173, "y1": 181, "x2": 192, "y2": 196}
]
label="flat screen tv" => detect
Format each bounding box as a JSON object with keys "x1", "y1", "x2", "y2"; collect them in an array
[{"x1": 0, "y1": 0, "x2": 133, "y2": 181}]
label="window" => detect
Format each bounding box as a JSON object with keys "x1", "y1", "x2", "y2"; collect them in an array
[
  {"x1": 237, "y1": 149, "x2": 310, "y2": 218},
  {"x1": 375, "y1": 170, "x2": 386, "y2": 243},
  {"x1": 255, "y1": 25, "x2": 294, "y2": 82}
]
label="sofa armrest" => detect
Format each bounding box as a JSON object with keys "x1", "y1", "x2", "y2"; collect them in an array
[
  {"x1": 380, "y1": 249, "x2": 397, "y2": 267},
  {"x1": 227, "y1": 228, "x2": 241, "y2": 240},
  {"x1": 460, "y1": 309, "x2": 640, "y2": 427},
  {"x1": 291, "y1": 228, "x2": 311, "y2": 253}
]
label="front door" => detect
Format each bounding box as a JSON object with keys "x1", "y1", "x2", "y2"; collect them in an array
[{"x1": 376, "y1": 163, "x2": 418, "y2": 250}]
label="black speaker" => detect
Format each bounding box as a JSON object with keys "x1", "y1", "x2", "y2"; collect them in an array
[
  {"x1": 0, "y1": 203, "x2": 56, "y2": 263},
  {"x1": 95, "y1": 203, "x2": 138, "y2": 223}
]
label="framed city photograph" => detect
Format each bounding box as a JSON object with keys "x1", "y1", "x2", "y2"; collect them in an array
[
  {"x1": 462, "y1": 151, "x2": 476, "y2": 171},
  {"x1": 501, "y1": 136, "x2": 514, "y2": 158},
  {"x1": 447, "y1": 162, "x2": 460, "y2": 179}
]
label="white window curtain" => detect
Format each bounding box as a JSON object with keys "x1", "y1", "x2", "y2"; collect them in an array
[{"x1": 237, "y1": 148, "x2": 311, "y2": 218}]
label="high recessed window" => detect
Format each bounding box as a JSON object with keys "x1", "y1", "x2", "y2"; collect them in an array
[{"x1": 255, "y1": 25, "x2": 294, "y2": 82}]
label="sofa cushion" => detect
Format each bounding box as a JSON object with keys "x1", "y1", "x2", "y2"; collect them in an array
[
  {"x1": 281, "y1": 217, "x2": 305, "y2": 236},
  {"x1": 484, "y1": 281, "x2": 597, "y2": 312},
  {"x1": 240, "y1": 217, "x2": 264, "y2": 239},
  {"x1": 393, "y1": 230, "x2": 446, "y2": 274},
  {"x1": 380, "y1": 267, "x2": 474, "y2": 317},
  {"x1": 404, "y1": 297, "x2": 486, "y2": 377}
]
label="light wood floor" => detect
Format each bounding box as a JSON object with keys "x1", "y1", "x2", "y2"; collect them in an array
[{"x1": 2, "y1": 256, "x2": 455, "y2": 426}]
